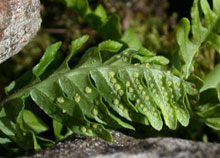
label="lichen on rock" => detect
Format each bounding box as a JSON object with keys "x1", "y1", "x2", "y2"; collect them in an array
[
  {"x1": 20, "y1": 131, "x2": 220, "y2": 158},
  {"x1": 0, "y1": 0, "x2": 41, "y2": 64}
]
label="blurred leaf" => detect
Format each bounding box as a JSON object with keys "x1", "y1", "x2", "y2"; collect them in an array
[
  {"x1": 0, "y1": 137, "x2": 11, "y2": 144},
  {"x1": 36, "y1": 136, "x2": 55, "y2": 148},
  {"x1": 133, "y1": 48, "x2": 169, "y2": 66},
  {"x1": 98, "y1": 40, "x2": 123, "y2": 53},
  {"x1": 99, "y1": 14, "x2": 122, "y2": 40},
  {"x1": 85, "y1": 14, "x2": 103, "y2": 30},
  {"x1": 94, "y1": 4, "x2": 107, "y2": 23},
  {"x1": 53, "y1": 120, "x2": 64, "y2": 141},
  {"x1": 121, "y1": 28, "x2": 142, "y2": 49},
  {"x1": 58, "y1": 35, "x2": 89, "y2": 71},
  {"x1": 176, "y1": 0, "x2": 220, "y2": 78},
  {"x1": 204, "y1": 117, "x2": 220, "y2": 130},
  {"x1": 64, "y1": 0, "x2": 90, "y2": 17},
  {"x1": 200, "y1": 63, "x2": 220, "y2": 92},
  {"x1": 22, "y1": 110, "x2": 49, "y2": 134},
  {"x1": 33, "y1": 42, "x2": 62, "y2": 77}
]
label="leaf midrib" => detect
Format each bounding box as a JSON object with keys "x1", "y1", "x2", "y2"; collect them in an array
[{"x1": 1, "y1": 65, "x2": 157, "y2": 106}]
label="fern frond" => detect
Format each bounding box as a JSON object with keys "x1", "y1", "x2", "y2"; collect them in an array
[
  {"x1": 176, "y1": 0, "x2": 220, "y2": 78},
  {"x1": 0, "y1": 36, "x2": 196, "y2": 150}
]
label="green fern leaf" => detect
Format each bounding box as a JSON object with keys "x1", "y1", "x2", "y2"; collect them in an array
[
  {"x1": 0, "y1": 36, "x2": 196, "y2": 150},
  {"x1": 176, "y1": 0, "x2": 220, "y2": 78}
]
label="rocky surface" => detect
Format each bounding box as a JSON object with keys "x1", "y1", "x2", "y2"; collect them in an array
[
  {"x1": 0, "y1": 0, "x2": 41, "y2": 64},
  {"x1": 21, "y1": 131, "x2": 220, "y2": 158}
]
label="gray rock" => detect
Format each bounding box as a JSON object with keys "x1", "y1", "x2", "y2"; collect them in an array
[
  {"x1": 0, "y1": 0, "x2": 41, "y2": 64},
  {"x1": 21, "y1": 131, "x2": 220, "y2": 158}
]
